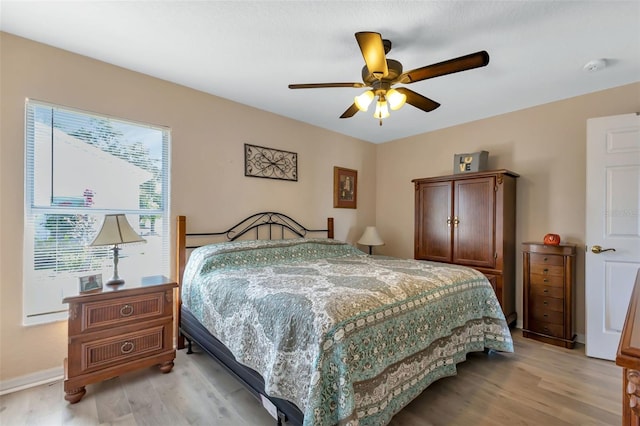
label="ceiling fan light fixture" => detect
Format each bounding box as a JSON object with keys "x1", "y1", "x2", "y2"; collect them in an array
[
  {"x1": 386, "y1": 88, "x2": 407, "y2": 110},
  {"x1": 354, "y1": 90, "x2": 374, "y2": 111},
  {"x1": 374, "y1": 99, "x2": 390, "y2": 119},
  {"x1": 288, "y1": 31, "x2": 488, "y2": 123}
]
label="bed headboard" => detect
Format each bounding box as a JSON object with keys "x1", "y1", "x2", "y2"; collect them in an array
[
  {"x1": 175, "y1": 213, "x2": 330, "y2": 323},
  {"x1": 186, "y1": 212, "x2": 333, "y2": 245},
  {"x1": 176, "y1": 212, "x2": 333, "y2": 281}
]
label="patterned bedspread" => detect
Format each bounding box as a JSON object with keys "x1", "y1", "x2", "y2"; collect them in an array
[{"x1": 182, "y1": 238, "x2": 513, "y2": 426}]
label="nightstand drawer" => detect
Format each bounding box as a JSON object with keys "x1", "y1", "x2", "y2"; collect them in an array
[
  {"x1": 81, "y1": 292, "x2": 166, "y2": 332},
  {"x1": 74, "y1": 324, "x2": 168, "y2": 374}
]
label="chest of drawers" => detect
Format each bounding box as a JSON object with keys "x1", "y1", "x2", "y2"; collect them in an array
[
  {"x1": 522, "y1": 243, "x2": 576, "y2": 348},
  {"x1": 616, "y1": 270, "x2": 640, "y2": 425},
  {"x1": 63, "y1": 276, "x2": 177, "y2": 403}
]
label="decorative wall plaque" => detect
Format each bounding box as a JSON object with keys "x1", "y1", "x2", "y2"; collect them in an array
[{"x1": 244, "y1": 144, "x2": 298, "y2": 181}]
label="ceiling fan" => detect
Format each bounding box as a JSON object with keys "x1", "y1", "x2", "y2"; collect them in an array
[{"x1": 288, "y1": 32, "x2": 489, "y2": 125}]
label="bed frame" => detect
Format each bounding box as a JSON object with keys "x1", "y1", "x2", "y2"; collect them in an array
[{"x1": 174, "y1": 212, "x2": 334, "y2": 426}]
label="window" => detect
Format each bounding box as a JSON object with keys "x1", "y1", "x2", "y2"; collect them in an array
[{"x1": 24, "y1": 100, "x2": 170, "y2": 324}]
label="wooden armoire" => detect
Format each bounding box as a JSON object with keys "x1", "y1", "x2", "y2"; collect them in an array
[{"x1": 412, "y1": 169, "x2": 519, "y2": 325}]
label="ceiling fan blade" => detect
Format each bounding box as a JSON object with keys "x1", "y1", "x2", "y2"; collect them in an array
[
  {"x1": 398, "y1": 51, "x2": 490, "y2": 84},
  {"x1": 289, "y1": 82, "x2": 366, "y2": 89},
  {"x1": 355, "y1": 32, "x2": 389, "y2": 79},
  {"x1": 340, "y1": 103, "x2": 359, "y2": 119},
  {"x1": 396, "y1": 88, "x2": 441, "y2": 112}
]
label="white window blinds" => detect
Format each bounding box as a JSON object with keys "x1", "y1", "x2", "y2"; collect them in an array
[{"x1": 24, "y1": 100, "x2": 171, "y2": 324}]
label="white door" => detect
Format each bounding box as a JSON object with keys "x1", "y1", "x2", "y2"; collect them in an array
[{"x1": 585, "y1": 113, "x2": 640, "y2": 360}]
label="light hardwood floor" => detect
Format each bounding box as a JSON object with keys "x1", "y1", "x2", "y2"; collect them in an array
[{"x1": 0, "y1": 332, "x2": 621, "y2": 426}]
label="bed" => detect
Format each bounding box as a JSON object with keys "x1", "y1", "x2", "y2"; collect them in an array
[{"x1": 175, "y1": 212, "x2": 513, "y2": 426}]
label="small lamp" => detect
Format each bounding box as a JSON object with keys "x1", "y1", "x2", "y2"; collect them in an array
[
  {"x1": 90, "y1": 214, "x2": 146, "y2": 286},
  {"x1": 358, "y1": 226, "x2": 384, "y2": 255}
]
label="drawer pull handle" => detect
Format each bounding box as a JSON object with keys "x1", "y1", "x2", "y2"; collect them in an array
[
  {"x1": 543, "y1": 257, "x2": 548, "y2": 261},
  {"x1": 543, "y1": 313, "x2": 548, "y2": 317},
  {"x1": 543, "y1": 289, "x2": 549, "y2": 293},
  {"x1": 120, "y1": 304, "x2": 134, "y2": 317},
  {"x1": 121, "y1": 341, "x2": 135, "y2": 354},
  {"x1": 543, "y1": 268, "x2": 549, "y2": 273},
  {"x1": 543, "y1": 327, "x2": 549, "y2": 332},
  {"x1": 543, "y1": 301, "x2": 548, "y2": 305},
  {"x1": 543, "y1": 278, "x2": 549, "y2": 282}
]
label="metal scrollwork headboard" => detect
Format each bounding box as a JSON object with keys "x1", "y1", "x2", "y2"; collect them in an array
[{"x1": 183, "y1": 212, "x2": 334, "y2": 249}]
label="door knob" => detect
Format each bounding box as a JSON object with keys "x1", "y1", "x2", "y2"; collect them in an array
[{"x1": 591, "y1": 245, "x2": 616, "y2": 254}]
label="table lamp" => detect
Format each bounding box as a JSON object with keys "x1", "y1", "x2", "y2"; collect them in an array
[
  {"x1": 90, "y1": 214, "x2": 146, "y2": 286},
  {"x1": 358, "y1": 226, "x2": 384, "y2": 255}
]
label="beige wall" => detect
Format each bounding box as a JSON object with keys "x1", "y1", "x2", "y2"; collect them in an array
[
  {"x1": 0, "y1": 33, "x2": 376, "y2": 383},
  {"x1": 375, "y1": 82, "x2": 640, "y2": 335},
  {"x1": 2, "y1": 30, "x2": 639, "y2": 385}
]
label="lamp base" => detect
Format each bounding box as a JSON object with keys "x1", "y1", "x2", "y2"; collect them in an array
[{"x1": 105, "y1": 278, "x2": 125, "y2": 287}]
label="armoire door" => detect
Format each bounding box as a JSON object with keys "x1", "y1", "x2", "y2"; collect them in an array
[
  {"x1": 414, "y1": 180, "x2": 452, "y2": 262},
  {"x1": 452, "y1": 176, "x2": 496, "y2": 268}
]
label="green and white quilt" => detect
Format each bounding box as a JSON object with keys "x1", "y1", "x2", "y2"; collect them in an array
[{"x1": 182, "y1": 238, "x2": 513, "y2": 426}]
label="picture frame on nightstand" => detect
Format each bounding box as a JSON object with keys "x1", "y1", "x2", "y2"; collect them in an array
[{"x1": 79, "y1": 273, "x2": 102, "y2": 293}]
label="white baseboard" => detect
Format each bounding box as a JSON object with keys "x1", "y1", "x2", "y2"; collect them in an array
[{"x1": 0, "y1": 366, "x2": 64, "y2": 396}]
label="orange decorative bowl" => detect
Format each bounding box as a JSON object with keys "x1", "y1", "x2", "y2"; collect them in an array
[{"x1": 544, "y1": 233, "x2": 561, "y2": 245}]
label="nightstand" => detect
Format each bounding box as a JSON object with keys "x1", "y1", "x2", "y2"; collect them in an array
[
  {"x1": 522, "y1": 243, "x2": 577, "y2": 349},
  {"x1": 63, "y1": 275, "x2": 177, "y2": 403}
]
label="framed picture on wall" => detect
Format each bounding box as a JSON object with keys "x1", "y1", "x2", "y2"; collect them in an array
[{"x1": 333, "y1": 166, "x2": 357, "y2": 209}]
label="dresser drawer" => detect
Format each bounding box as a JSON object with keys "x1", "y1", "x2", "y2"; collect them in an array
[
  {"x1": 69, "y1": 324, "x2": 169, "y2": 375},
  {"x1": 530, "y1": 253, "x2": 564, "y2": 266},
  {"x1": 530, "y1": 308, "x2": 564, "y2": 325},
  {"x1": 530, "y1": 263, "x2": 564, "y2": 277},
  {"x1": 81, "y1": 292, "x2": 167, "y2": 333},
  {"x1": 530, "y1": 295, "x2": 564, "y2": 312},
  {"x1": 530, "y1": 273, "x2": 564, "y2": 287},
  {"x1": 530, "y1": 284, "x2": 564, "y2": 299},
  {"x1": 528, "y1": 320, "x2": 564, "y2": 338}
]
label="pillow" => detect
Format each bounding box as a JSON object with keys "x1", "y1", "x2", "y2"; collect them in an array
[{"x1": 183, "y1": 238, "x2": 362, "y2": 284}]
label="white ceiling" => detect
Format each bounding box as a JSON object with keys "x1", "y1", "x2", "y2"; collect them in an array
[{"x1": 2, "y1": 1, "x2": 639, "y2": 144}]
